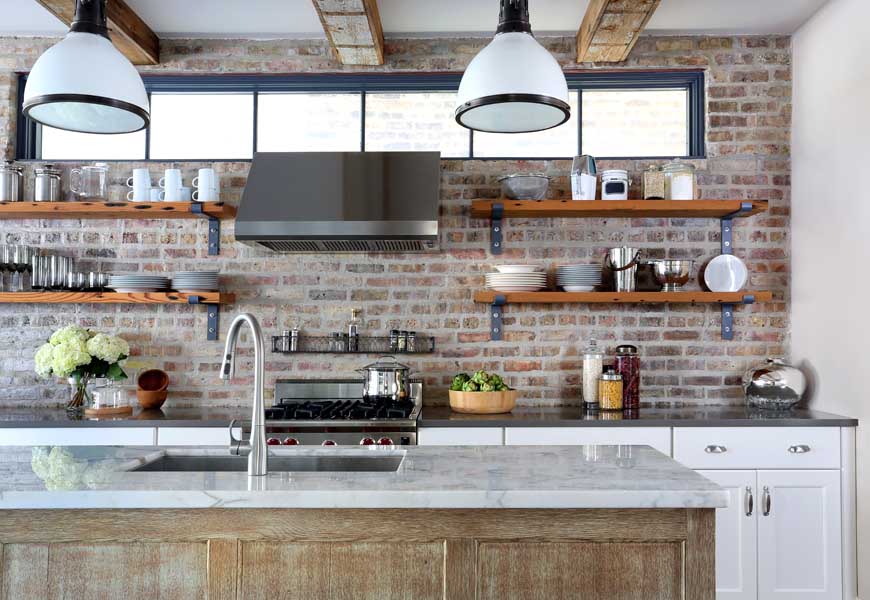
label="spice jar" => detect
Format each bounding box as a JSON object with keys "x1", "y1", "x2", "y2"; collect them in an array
[
  {"x1": 642, "y1": 165, "x2": 665, "y2": 200},
  {"x1": 582, "y1": 339, "x2": 604, "y2": 408},
  {"x1": 663, "y1": 159, "x2": 697, "y2": 200},
  {"x1": 614, "y1": 344, "x2": 640, "y2": 410},
  {"x1": 598, "y1": 369, "x2": 624, "y2": 411}
]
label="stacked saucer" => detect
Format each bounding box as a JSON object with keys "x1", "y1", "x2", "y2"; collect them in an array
[
  {"x1": 556, "y1": 264, "x2": 602, "y2": 292},
  {"x1": 486, "y1": 266, "x2": 547, "y2": 292},
  {"x1": 108, "y1": 274, "x2": 171, "y2": 293},
  {"x1": 172, "y1": 271, "x2": 219, "y2": 293}
]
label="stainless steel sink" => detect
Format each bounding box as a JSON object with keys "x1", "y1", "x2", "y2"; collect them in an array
[{"x1": 132, "y1": 454, "x2": 403, "y2": 473}]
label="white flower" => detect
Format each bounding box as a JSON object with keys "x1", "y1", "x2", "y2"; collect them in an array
[
  {"x1": 31, "y1": 447, "x2": 111, "y2": 491},
  {"x1": 34, "y1": 343, "x2": 54, "y2": 378},
  {"x1": 49, "y1": 339, "x2": 91, "y2": 378},
  {"x1": 49, "y1": 325, "x2": 92, "y2": 347},
  {"x1": 86, "y1": 334, "x2": 129, "y2": 364}
]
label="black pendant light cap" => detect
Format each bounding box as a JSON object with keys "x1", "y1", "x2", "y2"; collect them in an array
[
  {"x1": 496, "y1": 0, "x2": 533, "y2": 34},
  {"x1": 70, "y1": 0, "x2": 111, "y2": 39}
]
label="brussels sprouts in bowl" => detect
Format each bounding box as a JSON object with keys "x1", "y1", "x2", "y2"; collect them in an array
[{"x1": 449, "y1": 370, "x2": 517, "y2": 414}]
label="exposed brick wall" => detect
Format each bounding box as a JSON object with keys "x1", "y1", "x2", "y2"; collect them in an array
[{"x1": 0, "y1": 35, "x2": 791, "y2": 408}]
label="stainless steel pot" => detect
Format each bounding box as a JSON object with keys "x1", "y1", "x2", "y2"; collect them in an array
[
  {"x1": 743, "y1": 358, "x2": 807, "y2": 410},
  {"x1": 357, "y1": 355, "x2": 411, "y2": 401},
  {"x1": 0, "y1": 161, "x2": 23, "y2": 202},
  {"x1": 33, "y1": 164, "x2": 62, "y2": 202}
]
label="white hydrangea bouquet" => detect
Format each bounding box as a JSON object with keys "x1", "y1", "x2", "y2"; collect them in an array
[{"x1": 34, "y1": 325, "x2": 129, "y2": 412}]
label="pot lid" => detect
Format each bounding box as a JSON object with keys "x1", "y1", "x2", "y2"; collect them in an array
[
  {"x1": 1, "y1": 160, "x2": 23, "y2": 173},
  {"x1": 361, "y1": 355, "x2": 410, "y2": 371},
  {"x1": 34, "y1": 163, "x2": 61, "y2": 175}
]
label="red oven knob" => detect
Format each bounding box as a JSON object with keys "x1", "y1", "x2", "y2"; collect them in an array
[
  {"x1": 282, "y1": 437, "x2": 299, "y2": 446},
  {"x1": 360, "y1": 437, "x2": 376, "y2": 445},
  {"x1": 266, "y1": 437, "x2": 281, "y2": 446},
  {"x1": 378, "y1": 437, "x2": 394, "y2": 446},
  {"x1": 322, "y1": 440, "x2": 337, "y2": 446}
]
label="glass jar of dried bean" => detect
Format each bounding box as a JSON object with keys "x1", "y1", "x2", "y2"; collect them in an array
[
  {"x1": 598, "y1": 369, "x2": 624, "y2": 411},
  {"x1": 615, "y1": 344, "x2": 640, "y2": 409}
]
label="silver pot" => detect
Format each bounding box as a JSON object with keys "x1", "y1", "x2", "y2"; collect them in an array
[
  {"x1": 0, "y1": 160, "x2": 23, "y2": 202},
  {"x1": 743, "y1": 358, "x2": 807, "y2": 410},
  {"x1": 34, "y1": 164, "x2": 62, "y2": 202},
  {"x1": 357, "y1": 355, "x2": 411, "y2": 401}
]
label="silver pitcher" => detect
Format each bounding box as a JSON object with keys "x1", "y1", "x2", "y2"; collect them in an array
[{"x1": 605, "y1": 247, "x2": 642, "y2": 292}]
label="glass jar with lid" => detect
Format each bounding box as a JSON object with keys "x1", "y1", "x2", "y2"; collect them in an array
[
  {"x1": 642, "y1": 165, "x2": 665, "y2": 199},
  {"x1": 614, "y1": 344, "x2": 640, "y2": 409},
  {"x1": 598, "y1": 368, "x2": 624, "y2": 411},
  {"x1": 663, "y1": 159, "x2": 697, "y2": 200},
  {"x1": 582, "y1": 339, "x2": 605, "y2": 408}
]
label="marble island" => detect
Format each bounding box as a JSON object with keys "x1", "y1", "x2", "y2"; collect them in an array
[{"x1": 0, "y1": 444, "x2": 723, "y2": 599}]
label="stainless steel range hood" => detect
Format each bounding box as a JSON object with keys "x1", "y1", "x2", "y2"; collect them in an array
[{"x1": 235, "y1": 152, "x2": 440, "y2": 253}]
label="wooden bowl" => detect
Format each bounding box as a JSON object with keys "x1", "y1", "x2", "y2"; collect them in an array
[
  {"x1": 449, "y1": 390, "x2": 518, "y2": 414},
  {"x1": 137, "y1": 389, "x2": 168, "y2": 410},
  {"x1": 138, "y1": 369, "x2": 169, "y2": 392}
]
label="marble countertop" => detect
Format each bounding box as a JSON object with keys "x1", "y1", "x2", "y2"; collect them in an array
[
  {"x1": 0, "y1": 405, "x2": 857, "y2": 428},
  {"x1": 0, "y1": 444, "x2": 728, "y2": 510}
]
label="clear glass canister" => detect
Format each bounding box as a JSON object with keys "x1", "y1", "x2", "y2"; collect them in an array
[
  {"x1": 614, "y1": 344, "x2": 640, "y2": 409},
  {"x1": 582, "y1": 339, "x2": 605, "y2": 408},
  {"x1": 642, "y1": 165, "x2": 665, "y2": 199},
  {"x1": 598, "y1": 369, "x2": 624, "y2": 411},
  {"x1": 663, "y1": 159, "x2": 697, "y2": 200}
]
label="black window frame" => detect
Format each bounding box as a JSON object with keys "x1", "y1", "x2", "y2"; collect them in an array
[{"x1": 16, "y1": 70, "x2": 705, "y2": 161}]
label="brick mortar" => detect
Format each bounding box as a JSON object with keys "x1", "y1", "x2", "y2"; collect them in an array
[{"x1": 0, "y1": 35, "x2": 791, "y2": 407}]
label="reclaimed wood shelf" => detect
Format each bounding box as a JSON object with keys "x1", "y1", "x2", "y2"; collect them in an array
[
  {"x1": 477, "y1": 290, "x2": 772, "y2": 342},
  {"x1": 474, "y1": 291, "x2": 772, "y2": 304},
  {"x1": 470, "y1": 199, "x2": 768, "y2": 219},
  {"x1": 0, "y1": 201, "x2": 235, "y2": 256},
  {"x1": 0, "y1": 292, "x2": 233, "y2": 304},
  {"x1": 0, "y1": 292, "x2": 234, "y2": 340}
]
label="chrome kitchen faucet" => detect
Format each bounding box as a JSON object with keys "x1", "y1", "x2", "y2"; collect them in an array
[{"x1": 221, "y1": 313, "x2": 268, "y2": 476}]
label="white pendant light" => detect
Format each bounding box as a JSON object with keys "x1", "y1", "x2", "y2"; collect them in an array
[
  {"x1": 23, "y1": 0, "x2": 150, "y2": 135},
  {"x1": 455, "y1": 0, "x2": 570, "y2": 134}
]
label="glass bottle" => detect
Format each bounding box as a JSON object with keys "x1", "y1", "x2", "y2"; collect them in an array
[
  {"x1": 598, "y1": 369, "x2": 624, "y2": 411},
  {"x1": 663, "y1": 159, "x2": 697, "y2": 200},
  {"x1": 614, "y1": 344, "x2": 640, "y2": 410},
  {"x1": 582, "y1": 339, "x2": 604, "y2": 409}
]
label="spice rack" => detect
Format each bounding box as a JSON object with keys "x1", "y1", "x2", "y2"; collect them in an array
[
  {"x1": 271, "y1": 335, "x2": 435, "y2": 355},
  {"x1": 471, "y1": 199, "x2": 771, "y2": 341}
]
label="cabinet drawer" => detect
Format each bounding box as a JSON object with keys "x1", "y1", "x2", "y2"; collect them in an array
[
  {"x1": 673, "y1": 427, "x2": 840, "y2": 470},
  {"x1": 0, "y1": 427, "x2": 156, "y2": 446},
  {"x1": 418, "y1": 427, "x2": 503, "y2": 446},
  {"x1": 504, "y1": 427, "x2": 671, "y2": 456},
  {"x1": 157, "y1": 427, "x2": 237, "y2": 446}
]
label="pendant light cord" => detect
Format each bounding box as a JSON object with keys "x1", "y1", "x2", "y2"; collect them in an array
[{"x1": 70, "y1": 0, "x2": 111, "y2": 39}]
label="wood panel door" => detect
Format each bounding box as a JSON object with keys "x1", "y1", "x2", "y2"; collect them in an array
[
  {"x1": 477, "y1": 541, "x2": 684, "y2": 600},
  {"x1": 1, "y1": 542, "x2": 207, "y2": 599},
  {"x1": 698, "y1": 470, "x2": 758, "y2": 600},
  {"x1": 757, "y1": 470, "x2": 842, "y2": 599}
]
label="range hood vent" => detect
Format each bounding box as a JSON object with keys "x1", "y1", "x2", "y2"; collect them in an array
[{"x1": 235, "y1": 152, "x2": 441, "y2": 254}]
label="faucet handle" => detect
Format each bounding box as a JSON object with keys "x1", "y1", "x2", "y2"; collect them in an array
[{"x1": 228, "y1": 419, "x2": 245, "y2": 455}]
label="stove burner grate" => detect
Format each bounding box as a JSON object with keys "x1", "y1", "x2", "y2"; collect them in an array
[{"x1": 266, "y1": 397, "x2": 415, "y2": 421}]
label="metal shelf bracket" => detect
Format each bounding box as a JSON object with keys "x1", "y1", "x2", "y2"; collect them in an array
[
  {"x1": 188, "y1": 295, "x2": 219, "y2": 341},
  {"x1": 490, "y1": 202, "x2": 504, "y2": 255},
  {"x1": 719, "y1": 202, "x2": 755, "y2": 340},
  {"x1": 189, "y1": 203, "x2": 221, "y2": 256},
  {"x1": 489, "y1": 294, "x2": 507, "y2": 341}
]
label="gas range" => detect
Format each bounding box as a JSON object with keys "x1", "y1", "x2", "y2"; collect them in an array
[{"x1": 255, "y1": 379, "x2": 421, "y2": 446}]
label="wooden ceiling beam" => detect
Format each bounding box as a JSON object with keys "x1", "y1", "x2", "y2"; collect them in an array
[
  {"x1": 576, "y1": 0, "x2": 660, "y2": 63},
  {"x1": 311, "y1": 0, "x2": 384, "y2": 66},
  {"x1": 35, "y1": 0, "x2": 159, "y2": 65}
]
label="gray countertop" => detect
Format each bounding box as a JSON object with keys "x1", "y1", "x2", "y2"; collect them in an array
[
  {"x1": 0, "y1": 445, "x2": 727, "y2": 510},
  {"x1": 0, "y1": 405, "x2": 857, "y2": 429}
]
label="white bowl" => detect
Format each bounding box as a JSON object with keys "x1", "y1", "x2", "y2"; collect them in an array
[
  {"x1": 704, "y1": 254, "x2": 748, "y2": 292},
  {"x1": 494, "y1": 265, "x2": 544, "y2": 274}
]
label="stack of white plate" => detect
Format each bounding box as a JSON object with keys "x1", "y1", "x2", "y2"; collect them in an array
[
  {"x1": 556, "y1": 264, "x2": 602, "y2": 292},
  {"x1": 108, "y1": 274, "x2": 171, "y2": 293},
  {"x1": 172, "y1": 271, "x2": 220, "y2": 293},
  {"x1": 486, "y1": 266, "x2": 547, "y2": 292}
]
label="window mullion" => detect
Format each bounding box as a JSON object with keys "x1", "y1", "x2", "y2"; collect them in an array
[{"x1": 360, "y1": 91, "x2": 366, "y2": 152}]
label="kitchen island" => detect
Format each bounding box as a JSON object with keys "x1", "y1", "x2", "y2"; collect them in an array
[{"x1": 0, "y1": 444, "x2": 725, "y2": 599}]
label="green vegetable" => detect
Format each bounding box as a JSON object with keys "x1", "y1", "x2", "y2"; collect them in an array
[
  {"x1": 462, "y1": 381, "x2": 480, "y2": 392},
  {"x1": 450, "y1": 373, "x2": 470, "y2": 391},
  {"x1": 451, "y1": 370, "x2": 512, "y2": 393},
  {"x1": 480, "y1": 382, "x2": 495, "y2": 392}
]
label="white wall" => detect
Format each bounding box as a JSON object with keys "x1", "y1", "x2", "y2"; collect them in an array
[{"x1": 792, "y1": 0, "x2": 870, "y2": 594}]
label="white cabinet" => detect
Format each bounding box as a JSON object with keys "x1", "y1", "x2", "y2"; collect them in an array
[
  {"x1": 418, "y1": 427, "x2": 503, "y2": 445},
  {"x1": 700, "y1": 470, "x2": 758, "y2": 600},
  {"x1": 157, "y1": 427, "x2": 238, "y2": 446},
  {"x1": 757, "y1": 470, "x2": 842, "y2": 599},
  {"x1": 505, "y1": 427, "x2": 671, "y2": 455},
  {"x1": 0, "y1": 427, "x2": 156, "y2": 446}
]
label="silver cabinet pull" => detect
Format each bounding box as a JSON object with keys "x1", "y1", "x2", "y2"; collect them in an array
[
  {"x1": 762, "y1": 486, "x2": 771, "y2": 516},
  {"x1": 788, "y1": 444, "x2": 811, "y2": 454},
  {"x1": 744, "y1": 486, "x2": 754, "y2": 517},
  {"x1": 705, "y1": 444, "x2": 727, "y2": 454}
]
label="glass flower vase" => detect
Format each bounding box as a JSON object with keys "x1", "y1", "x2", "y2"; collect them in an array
[{"x1": 67, "y1": 376, "x2": 93, "y2": 414}]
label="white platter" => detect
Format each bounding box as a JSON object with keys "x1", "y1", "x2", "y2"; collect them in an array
[
  {"x1": 704, "y1": 254, "x2": 748, "y2": 292},
  {"x1": 493, "y1": 265, "x2": 544, "y2": 274}
]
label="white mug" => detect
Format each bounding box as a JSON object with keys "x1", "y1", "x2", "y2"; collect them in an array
[
  {"x1": 192, "y1": 168, "x2": 216, "y2": 190},
  {"x1": 178, "y1": 186, "x2": 192, "y2": 202},
  {"x1": 158, "y1": 169, "x2": 183, "y2": 201},
  {"x1": 192, "y1": 186, "x2": 218, "y2": 202},
  {"x1": 127, "y1": 187, "x2": 153, "y2": 202},
  {"x1": 126, "y1": 168, "x2": 151, "y2": 190},
  {"x1": 149, "y1": 188, "x2": 163, "y2": 202}
]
